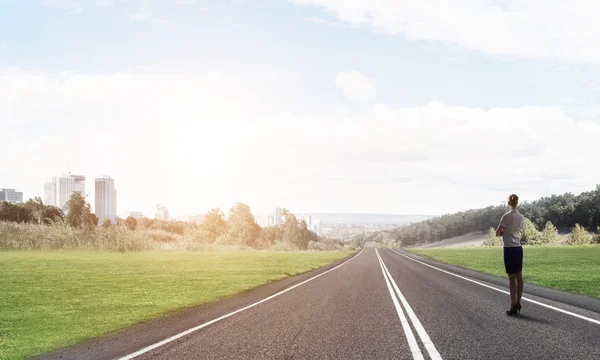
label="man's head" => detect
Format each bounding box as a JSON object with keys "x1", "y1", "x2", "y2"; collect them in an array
[{"x1": 508, "y1": 194, "x2": 519, "y2": 209}]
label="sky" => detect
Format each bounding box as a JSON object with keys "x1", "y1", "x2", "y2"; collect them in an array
[{"x1": 2, "y1": 0, "x2": 600, "y2": 218}]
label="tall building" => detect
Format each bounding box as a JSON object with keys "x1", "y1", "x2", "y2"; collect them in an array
[
  {"x1": 44, "y1": 174, "x2": 86, "y2": 208},
  {"x1": 312, "y1": 220, "x2": 323, "y2": 236},
  {"x1": 44, "y1": 182, "x2": 55, "y2": 206},
  {"x1": 95, "y1": 176, "x2": 117, "y2": 223},
  {"x1": 267, "y1": 215, "x2": 274, "y2": 227},
  {"x1": 273, "y1": 207, "x2": 283, "y2": 226},
  {"x1": 155, "y1": 204, "x2": 169, "y2": 221},
  {"x1": 300, "y1": 215, "x2": 312, "y2": 227},
  {"x1": 0, "y1": 189, "x2": 23, "y2": 204}
]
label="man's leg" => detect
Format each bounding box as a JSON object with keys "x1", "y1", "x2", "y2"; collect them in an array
[
  {"x1": 508, "y1": 274, "x2": 518, "y2": 307},
  {"x1": 516, "y1": 271, "x2": 524, "y2": 305}
]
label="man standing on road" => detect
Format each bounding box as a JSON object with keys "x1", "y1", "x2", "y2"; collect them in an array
[{"x1": 496, "y1": 194, "x2": 525, "y2": 316}]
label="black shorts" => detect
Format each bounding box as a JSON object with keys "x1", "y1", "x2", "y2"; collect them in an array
[{"x1": 503, "y1": 246, "x2": 523, "y2": 274}]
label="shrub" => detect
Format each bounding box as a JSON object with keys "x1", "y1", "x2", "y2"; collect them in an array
[
  {"x1": 594, "y1": 227, "x2": 600, "y2": 245},
  {"x1": 520, "y1": 218, "x2": 540, "y2": 245},
  {"x1": 256, "y1": 226, "x2": 283, "y2": 248},
  {"x1": 125, "y1": 216, "x2": 138, "y2": 231},
  {"x1": 539, "y1": 221, "x2": 560, "y2": 245},
  {"x1": 482, "y1": 227, "x2": 502, "y2": 247},
  {"x1": 270, "y1": 241, "x2": 301, "y2": 251},
  {"x1": 151, "y1": 220, "x2": 186, "y2": 235},
  {"x1": 567, "y1": 224, "x2": 593, "y2": 245},
  {"x1": 308, "y1": 238, "x2": 344, "y2": 251},
  {"x1": 184, "y1": 228, "x2": 217, "y2": 243},
  {"x1": 145, "y1": 229, "x2": 178, "y2": 243}
]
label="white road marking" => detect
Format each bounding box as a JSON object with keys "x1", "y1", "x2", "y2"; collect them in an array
[
  {"x1": 391, "y1": 249, "x2": 600, "y2": 326},
  {"x1": 378, "y1": 251, "x2": 444, "y2": 360},
  {"x1": 375, "y1": 249, "x2": 424, "y2": 360},
  {"x1": 118, "y1": 250, "x2": 364, "y2": 360}
]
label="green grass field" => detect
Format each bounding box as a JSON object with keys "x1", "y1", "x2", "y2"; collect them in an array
[
  {"x1": 0, "y1": 250, "x2": 351, "y2": 360},
  {"x1": 408, "y1": 246, "x2": 600, "y2": 299}
]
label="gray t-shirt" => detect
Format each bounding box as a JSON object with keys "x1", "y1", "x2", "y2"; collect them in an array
[{"x1": 499, "y1": 209, "x2": 525, "y2": 247}]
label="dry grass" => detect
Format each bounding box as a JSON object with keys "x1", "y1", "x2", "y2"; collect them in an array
[{"x1": 0, "y1": 221, "x2": 351, "y2": 252}]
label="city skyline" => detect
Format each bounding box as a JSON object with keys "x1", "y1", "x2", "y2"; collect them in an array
[{"x1": 9, "y1": 173, "x2": 436, "y2": 220}]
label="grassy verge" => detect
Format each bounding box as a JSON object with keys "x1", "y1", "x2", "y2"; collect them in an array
[
  {"x1": 0, "y1": 250, "x2": 351, "y2": 360},
  {"x1": 407, "y1": 246, "x2": 600, "y2": 299}
]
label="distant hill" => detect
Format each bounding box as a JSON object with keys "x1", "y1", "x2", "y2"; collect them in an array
[
  {"x1": 183, "y1": 212, "x2": 433, "y2": 227},
  {"x1": 385, "y1": 185, "x2": 600, "y2": 247},
  {"x1": 295, "y1": 213, "x2": 432, "y2": 226}
]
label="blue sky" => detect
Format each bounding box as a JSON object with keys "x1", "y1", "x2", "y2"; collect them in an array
[
  {"x1": 2, "y1": 1, "x2": 600, "y2": 217},
  {"x1": 4, "y1": 0, "x2": 596, "y2": 111}
]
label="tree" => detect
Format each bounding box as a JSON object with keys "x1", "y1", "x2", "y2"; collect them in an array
[
  {"x1": 125, "y1": 216, "x2": 138, "y2": 231},
  {"x1": 0, "y1": 201, "x2": 34, "y2": 223},
  {"x1": 482, "y1": 227, "x2": 502, "y2": 247},
  {"x1": 568, "y1": 224, "x2": 592, "y2": 245},
  {"x1": 25, "y1": 197, "x2": 45, "y2": 224},
  {"x1": 201, "y1": 208, "x2": 227, "y2": 243},
  {"x1": 220, "y1": 203, "x2": 260, "y2": 246},
  {"x1": 85, "y1": 212, "x2": 99, "y2": 227},
  {"x1": 280, "y1": 209, "x2": 316, "y2": 250},
  {"x1": 519, "y1": 218, "x2": 540, "y2": 245},
  {"x1": 351, "y1": 234, "x2": 367, "y2": 249},
  {"x1": 138, "y1": 217, "x2": 155, "y2": 228},
  {"x1": 43, "y1": 206, "x2": 64, "y2": 224},
  {"x1": 257, "y1": 226, "x2": 283, "y2": 248},
  {"x1": 539, "y1": 221, "x2": 560, "y2": 245},
  {"x1": 102, "y1": 219, "x2": 113, "y2": 228},
  {"x1": 64, "y1": 192, "x2": 96, "y2": 228}
]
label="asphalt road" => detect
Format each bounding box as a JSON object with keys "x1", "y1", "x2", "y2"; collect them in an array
[{"x1": 38, "y1": 248, "x2": 600, "y2": 360}]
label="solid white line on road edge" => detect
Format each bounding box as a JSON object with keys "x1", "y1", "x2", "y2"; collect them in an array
[
  {"x1": 378, "y1": 251, "x2": 443, "y2": 360},
  {"x1": 375, "y1": 249, "x2": 424, "y2": 360},
  {"x1": 391, "y1": 249, "x2": 600, "y2": 326},
  {"x1": 118, "y1": 250, "x2": 365, "y2": 360}
]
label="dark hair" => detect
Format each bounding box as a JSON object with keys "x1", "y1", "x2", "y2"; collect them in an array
[{"x1": 508, "y1": 194, "x2": 519, "y2": 208}]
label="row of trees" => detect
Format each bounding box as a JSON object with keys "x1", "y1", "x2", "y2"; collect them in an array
[
  {"x1": 386, "y1": 185, "x2": 600, "y2": 247},
  {"x1": 0, "y1": 197, "x2": 81, "y2": 226},
  {"x1": 483, "y1": 220, "x2": 599, "y2": 246},
  {"x1": 1, "y1": 193, "x2": 321, "y2": 250},
  {"x1": 191, "y1": 205, "x2": 319, "y2": 249},
  {"x1": 0, "y1": 197, "x2": 65, "y2": 225}
]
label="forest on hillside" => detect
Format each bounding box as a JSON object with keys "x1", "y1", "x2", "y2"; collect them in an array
[{"x1": 363, "y1": 185, "x2": 600, "y2": 247}]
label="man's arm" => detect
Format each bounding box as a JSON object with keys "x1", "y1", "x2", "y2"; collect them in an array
[
  {"x1": 496, "y1": 225, "x2": 504, "y2": 237},
  {"x1": 496, "y1": 215, "x2": 505, "y2": 236}
]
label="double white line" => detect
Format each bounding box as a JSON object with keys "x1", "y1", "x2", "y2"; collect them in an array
[{"x1": 376, "y1": 249, "x2": 443, "y2": 360}]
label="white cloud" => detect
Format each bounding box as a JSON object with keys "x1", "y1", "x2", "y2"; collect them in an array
[
  {"x1": 292, "y1": 0, "x2": 600, "y2": 63},
  {"x1": 304, "y1": 17, "x2": 348, "y2": 28},
  {"x1": 43, "y1": 0, "x2": 83, "y2": 14},
  {"x1": 131, "y1": 12, "x2": 167, "y2": 23},
  {"x1": 2, "y1": 68, "x2": 599, "y2": 216},
  {"x1": 131, "y1": 12, "x2": 149, "y2": 20},
  {"x1": 94, "y1": 0, "x2": 115, "y2": 5},
  {"x1": 336, "y1": 70, "x2": 376, "y2": 101}
]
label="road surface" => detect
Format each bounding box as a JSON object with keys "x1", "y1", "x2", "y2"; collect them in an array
[{"x1": 39, "y1": 248, "x2": 600, "y2": 360}]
